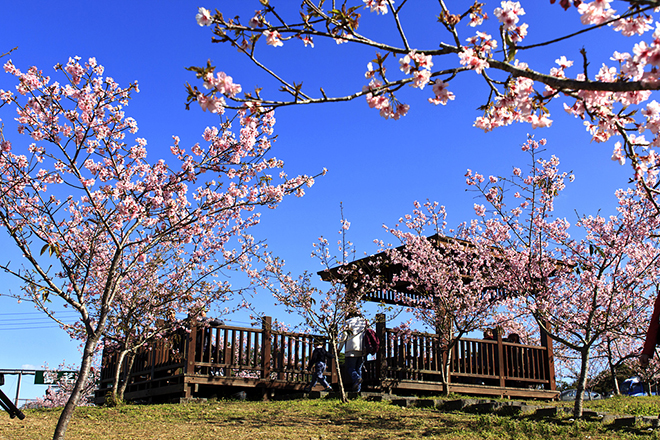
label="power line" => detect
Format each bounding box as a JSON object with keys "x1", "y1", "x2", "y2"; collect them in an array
[
  {"x1": 0, "y1": 317, "x2": 78, "y2": 329},
  {"x1": 0, "y1": 317, "x2": 76, "y2": 323},
  {"x1": 0, "y1": 314, "x2": 78, "y2": 331},
  {"x1": 0, "y1": 311, "x2": 78, "y2": 316},
  {"x1": 0, "y1": 325, "x2": 66, "y2": 331},
  {"x1": 0, "y1": 325, "x2": 76, "y2": 330}
]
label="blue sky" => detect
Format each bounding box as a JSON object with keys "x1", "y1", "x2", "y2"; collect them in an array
[{"x1": 0, "y1": 1, "x2": 639, "y2": 402}]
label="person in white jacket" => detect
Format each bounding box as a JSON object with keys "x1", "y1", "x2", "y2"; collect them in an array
[{"x1": 339, "y1": 314, "x2": 366, "y2": 392}]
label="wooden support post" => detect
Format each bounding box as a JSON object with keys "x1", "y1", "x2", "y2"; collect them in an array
[
  {"x1": 376, "y1": 313, "x2": 387, "y2": 389},
  {"x1": 184, "y1": 319, "x2": 198, "y2": 399},
  {"x1": 186, "y1": 320, "x2": 197, "y2": 376},
  {"x1": 262, "y1": 316, "x2": 272, "y2": 380},
  {"x1": 539, "y1": 320, "x2": 556, "y2": 391},
  {"x1": 496, "y1": 328, "x2": 506, "y2": 389},
  {"x1": 224, "y1": 329, "x2": 233, "y2": 371},
  {"x1": 262, "y1": 316, "x2": 272, "y2": 401},
  {"x1": 149, "y1": 345, "x2": 156, "y2": 391}
]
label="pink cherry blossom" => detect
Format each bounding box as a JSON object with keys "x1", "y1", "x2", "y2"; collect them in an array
[
  {"x1": 577, "y1": 0, "x2": 616, "y2": 25},
  {"x1": 204, "y1": 71, "x2": 242, "y2": 97},
  {"x1": 611, "y1": 142, "x2": 626, "y2": 165},
  {"x1": 458, "y1": 48, "x2": 489, "y2": 74},
  {"x1": 469, "y1": 10, "x2": 488, "y2": 27},
  {"x1": 399, "y1": 54, "x2": 413, "y2": 74},
  {"x1": 365, "y1": 62, "x2": 376, "y2": 79},
  {"x1": 612, "y1": 15, "x2": 653, "y2": 37},
  {"x1": 263, "y1": 30, "x2": 284, "y2": 47},
  {"x1": 530, "y1": 113, "x2": 553, "y2": 129},
  {"x1": 363, "y1": 0, "x2": 391, "y2": 15},
  {"x1": 300, "y1": 35, "x2": 314, "y2": 47},
  {"x1": 555, "y1": 56, "x2": 574, "y2": 69},
  {"x1": 493, "y1": 1, "x2": 525, "y2": 30},
  {"x1": 249, "y1": 10, "x2": 266, "y2": 28},
  {"x1": 411, "y1": 69, "x2": 431, "y2": 89},
  {"x1": 428, "y1": 80, "x2": 455, "y2": 106},
  {"x1": 196, "y1": 7, "x2": 213, "y2": 27}
]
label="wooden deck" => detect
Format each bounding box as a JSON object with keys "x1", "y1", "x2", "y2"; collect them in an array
[
  {"x1": 363, "y1": 316, "x2": 557, "y2": 399},
  {"x1": 97, "y1": 316, "x2": 558, "y2": 403},
  {"x1": 96, "y1": 317, "x2": 337, "y2": 403}
]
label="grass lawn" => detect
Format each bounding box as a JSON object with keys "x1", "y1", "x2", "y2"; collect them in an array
[{"x1": 2, "y1": 396, "x2": 660, "y2": 440}]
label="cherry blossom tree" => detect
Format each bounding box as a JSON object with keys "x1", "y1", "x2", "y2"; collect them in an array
[
  {"x1": 0, "y1": 57, "x2": 316, "y2": 439},
  {"x1": 251, "y1": 209, "x2": 380, "y2": 403},
  {"x1": 378, "y1": 201, "x2": 505, "y2": 394},
  {"x1": 468, "y1": 137, "x2": 660, "y2": 417},
  {"x1": 189, "y1": 1, "x2": 660, "y2": 206},
  {"x1": 101, "y1": 243, "x2": 252, "y2": 403}
]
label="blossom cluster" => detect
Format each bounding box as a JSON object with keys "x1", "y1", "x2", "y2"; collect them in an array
[
  {"x1": 399, "y1": 50, "x2": 433, "y2": 89},
  {"x1": 363, "y1": 0, "x2": 392, "y2": 15},
  {"x1": 363, "y1": 79, "x2": 409, "y2": 120}
]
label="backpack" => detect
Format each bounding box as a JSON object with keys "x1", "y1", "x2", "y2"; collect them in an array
[{"x1": 363, "y1": 328, "x2": 380, "y2": 356}]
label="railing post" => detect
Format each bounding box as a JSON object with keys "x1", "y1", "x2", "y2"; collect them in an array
[
  {"x1": 186, "y1": 319, "x2": 197, "y2": 376},
  {"x1": 262, "y1": 316, "x2": 272, "y2": 380},
  {"x1": 495, "y1": 328, "x2": 506, "y2": 389},
  {"x1": 149, "y1": 345, "x2": 156, "y2": 390},
  {"x1": 442, "y1": 347, "x2": 449, "y2": 384},
  {"x1": 183, "y1": 318, "x2": 198, "y2": 399},
  {"x1": 539, "y1": 320, "x2": 556, "y2": 391},
  {"x1": 376, "y1": 313, "x2": 387, "y2": 390}
]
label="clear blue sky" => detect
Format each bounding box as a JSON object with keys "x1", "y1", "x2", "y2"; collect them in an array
[{"x1": 0, "y1": 1, "x2": 637, "y2": 402}]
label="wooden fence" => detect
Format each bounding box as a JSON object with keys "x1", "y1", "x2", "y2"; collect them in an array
[
  {"x1": 363, "y1": 315, "x2": 557, "y2": 399},
  {"x1": 97, "y1": 317, "x2": 337, "y2": 403},
  {"x1": 97, "y1": 315, "x2": 557, "y2": 402}
]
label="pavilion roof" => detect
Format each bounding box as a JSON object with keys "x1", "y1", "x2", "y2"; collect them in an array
[
  {"x1": 317, "y1": 233, "x2": 569, "y2": 307},
  {"x1": 317, "y1": 234, "x2": 507, "y2": 306}
]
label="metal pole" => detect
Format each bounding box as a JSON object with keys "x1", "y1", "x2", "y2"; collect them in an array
[{"x1": 14, "y1": 371, "x2": 22, "y2": 406}]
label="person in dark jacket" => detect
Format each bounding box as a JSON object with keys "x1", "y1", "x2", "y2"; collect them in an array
[{"x1": 305, "y1": 341, "x2": 333, "y2": 392}]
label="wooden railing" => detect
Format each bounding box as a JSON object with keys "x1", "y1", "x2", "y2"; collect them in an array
[
  {"x1": 98, "y1": 331, "x2": 189, "y2": 399},
  {"x1": 98, "y1": 315, "x2": 555, "y2": 402},
  {"x1": 97, "y1": 317, "x2": 336, "y2": 401},
  {"x1": 188, "y1": 324, "x2": 268, "y2": 379},
  {"x1": 451, "y1": 337, "x2": 551, "y2": 386},
  {"x1": 186, "y1": 320, "x2": 328, "y2": 382},
  {"x1": 363, "y1": 316, "x2": 555, "y2": 393}
]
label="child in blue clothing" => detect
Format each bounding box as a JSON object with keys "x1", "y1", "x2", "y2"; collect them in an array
[{"x1": 305, "y1": 341, "x2": 333, "y2": 392}]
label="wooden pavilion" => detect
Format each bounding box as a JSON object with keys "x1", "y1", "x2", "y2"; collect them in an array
[
  {"x1": 318, "y1": 235, "x2": 559, "y2": 400},
  {"x1": 96, "y1": 235, "x2": 558, "y2": 403}
]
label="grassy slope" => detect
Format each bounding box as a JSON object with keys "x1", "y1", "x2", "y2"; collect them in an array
[{"x1": 1, "y1": 397, "x2": 660, "y2": 440}]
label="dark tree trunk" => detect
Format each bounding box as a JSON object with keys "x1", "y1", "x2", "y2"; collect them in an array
[
  {"x1": 606, "y1": 337, "x2": 620, "y2": 396},
  {"x1": 573, "y1": 348, "x2": 590, "y2": 418},
  {"x1": 52, "y1": 332, "x2": 101, "y2": 440}
]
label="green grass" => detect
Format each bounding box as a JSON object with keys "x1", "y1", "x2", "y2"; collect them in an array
[
  {"x1": 564, "y1": 395, "x2": 660, "y2": 417},
  {"x1": 1, "y1": 396, "x2": 660, "y2": 440}
]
